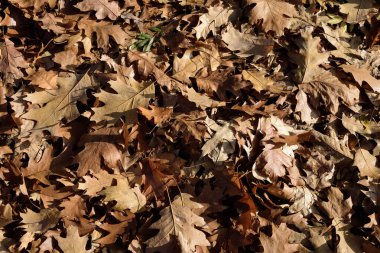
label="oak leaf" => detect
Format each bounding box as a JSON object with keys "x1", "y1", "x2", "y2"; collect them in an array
[
  {"x1": 318, "y1": 187, "x2": 352, "y2": 220},
  {"x1": 100, "y1": 178, "x2": 146, "y2": 212},
  {"x1": 222, "y1": 25, "x2": 274, "y2": 57},
  {"x1": 78, "y1": 18, "x2": 131, "y2": 50},
  {"x1": 340, "y1": 0, "x2": 377, "y2": 24},
  {"x1": 195, "y1": 5, "x2": 235, "y2": 39},
  {"x1": 74, "y1": 127, "x2": 123, "y2": 176},
  {"x1": 22, "y1": 72, "x2": 96, "y2": 130},
  {"x1": 342, "y1": 64, "x2": 380, "y2": 93},
  {"x1": 91, "y1": 73, "x2": 155, "y2": 125},
  {"x1": 289, "y1": 27, "x2": 330, "y2": 83},
  {"x1": 78, "y1": 170, "x2": 127, "y2": 196},
  {"x1": 252, "y1": 148, "x2": 293, "y2": 181},
  {"x1": 27, "y1": 69, "x2": 58, "y2": 89},
  {"x1": 0, "y1": 38, "x2": 29, "y2": 81},
  {"x1": 173, "y1": 49, "x2": 208, "y2": 84},
  {"x1": 259, "y1": 223, "x2": 299, "y2": 253},
  {"x1": 353, "y1": 149, "x2": 380, "y2": 179},
  {"x1": 75, "y1": 0, "x2": 121, "y2": 20},
  {"x1": 299, "y1": 71, "x2": 360, "y2": 114},
  {"x1": 139, "y1": 105, "x2": 173, "y2": 126},
  {"x1": 246, "y1": 0, "x2": 297, "y2": 35},
  {"x1": 55, "y1": 226, "x2": 88, "y2": 253},
  {"x1": 145, "y1": 193, "x2": 210, "y2": 253},
  {"x1": 20, "y1": 208, "x2": 60, "y2": 233}
]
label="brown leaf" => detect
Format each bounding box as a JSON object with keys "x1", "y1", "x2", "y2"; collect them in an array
[
  {"x1": 75, "y1": 0, "x2": 121, "y2": 20},
  {"x1": 0, "y1": 38, "x2": 29, "y2": 81},
  {"x1": 353, "y1": 149, "x2": 380, "y2": 179},
  {"x1": 55, "y1": 226, "x2": 88, "y2": 253},
  {"x1": 145, "y1": 193, "x2": 210, "y2": 253},
  {"x1": 74, "y1": 127, "x2": 123, "y2": 176},
  {"x1": 259, "y1": 223, "x2": 299, "y2": 253},
  {"x1": 246, "y1": 0, "x2": 298, "y2": 35},
  {"x1": 139, "y1": 105, "x2": 173, "y2": 126},
  {"x1": 253, "y1": 148, "x2": 293, "y2": 181},
  {"x1": 318, "y1": 187, "x2": 352, "y2": 220},
  {"x1": 27, "y1": 69, "x2": 58, "y2": 89},
  {"x1": 342, "y1": 64, "x2": 380, "y2": 92},
  {"x1": 20, "y1": 208, "x2": 60, "y2": 233}
]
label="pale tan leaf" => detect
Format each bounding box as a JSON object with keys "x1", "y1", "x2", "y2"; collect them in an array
[
  {"x1": 195, "y1": 5, "x2": 235, "y2": 39},
  {"x1": 100, "y1": 178, "x2": 146, "y2": 212},
  {"x1": 55, "y1": 226, "x2": 88, "y2": 253},
  {"x1": 342, "y1": 114, "x2": 380, "y2": 136},
  {"x1": 222, "y1": 25, "x2": 274, "y2": 57},
  {"x1": 353, "y1": 149, "x2": 380, "y2": 179},
  {"x1": 259, "y1": 223, "x2": 299, "y2": 253},
  {"x1": 145, "y1": 193, "x2": 210, "y2": 253},
  {"x1": 20, "y1": 208, "x2": 60, "y2": 233},
  {"x1": 22, "y1": 72, "x2": 96, "y2": 130},
  {"x1": 27, "y1": 69, "x2": 58, "y2": 89},
  {"x1": 342, "y1": 64, "x2": 380, "y2": 92},
  {"x1": 75, "y1": 0, "x2": 121, "y2": 20},
  {"x1": 340, "y1": 0, "x2": 377, "y2": 24},
  {"x1": 91, "y1": 73, "x2": 155, "y2": 125}
]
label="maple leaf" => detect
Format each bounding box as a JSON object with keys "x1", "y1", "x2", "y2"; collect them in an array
[
  {"x1": 246, "y1": 0, "x2": 298, "y2": 36},
  {"x1": 289, "y1": 27, "x2": 330, "y2": 83},
  {"x1": 195, "y1": 5, "x2": 236, "y2": 40},
  {"x1": 74, "y1": 127, "x2": 123, "y2": 176},
  {"x1": 91, "y1": 72, "x2": 155, "y2": 125},
  {"x1": 75, "y1": 0, "x2": 122, "y2": 20},
  {"x1": 222, "y1": 25, "x2": 274, "y2": 57},
  {"x1": 55, "y1": 226, "x2": 88, "y2": 253},
  {"x1": 22, "y1": 72, "x2": 97, "y2": 130},
  {"x1": 100, "y1": 178, "x2": 146, "y2": 212},
  {"x1": 0, "y1": 38, "x2": 29, "y2": 81},
  {"x1": 145, "y1": 193, "x2": 210, "y2": 253},
  {"x1": 20, "y1": 208, "x2": 60, "y2": 233},
  {"x1": 78, "y1": 18, "x2": 131, "y2": 50}
]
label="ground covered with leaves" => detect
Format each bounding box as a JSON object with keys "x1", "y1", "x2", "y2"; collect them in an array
[{"x1": 1, "y1": 0, "x2": 380, "y2": 252}]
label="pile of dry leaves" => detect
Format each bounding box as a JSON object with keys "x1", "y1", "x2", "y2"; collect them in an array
[{"x1": 1, "y1": 0, "x2": 380, "y2": 252}]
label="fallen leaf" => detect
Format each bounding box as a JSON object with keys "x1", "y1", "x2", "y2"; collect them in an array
[
  {"x1": 222, "y1": 25, "x2": 274, "y2": 57},
  {"x1": 55, "y1": 226, "x2": 88, "y2": 253},
  {"x1": 246, "y1": 0, "x2": 298, "y2": 35},
  {"x1": 195, "y1": 5, "x2": 235, "y2": 39},
  {"x1": 353, "y1": 149, "x2": 380, "y2": 179},
  {"x1": 145, "y1": 193, "x2": 210, "y2": 253},
  {"x1": 259, "y1": 223, "x2": 299, "y2": 253},
  {"x1": 20, "y1": 208, "x2": 60, "y2": 233},
  {"x1": 100, "y1": 178, "x2": 146, "y2": 212},
  {"x1": 75, "y1": 0, "x2": 121, "y2": 20},
  {"x1": 0, "y1": 38, "x2": 29, "y2": 81},
  {"x1": 22, "y1": 72, "x2": 97, "y2": 130}
]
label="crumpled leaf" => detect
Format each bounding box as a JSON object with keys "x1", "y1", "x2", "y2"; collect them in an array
[
  {"x1": 75, "y1": 0, "x2": 121, "y2": 20},
  {"x1": 299, "y1": 70, "x2": 360, "y2": 114},
  {"x1": 145, "y1": 193, "x2": 210, "y2": 253},
  {"x1": 100, "y1": 178, "x2": 146, "y2": 212}
]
